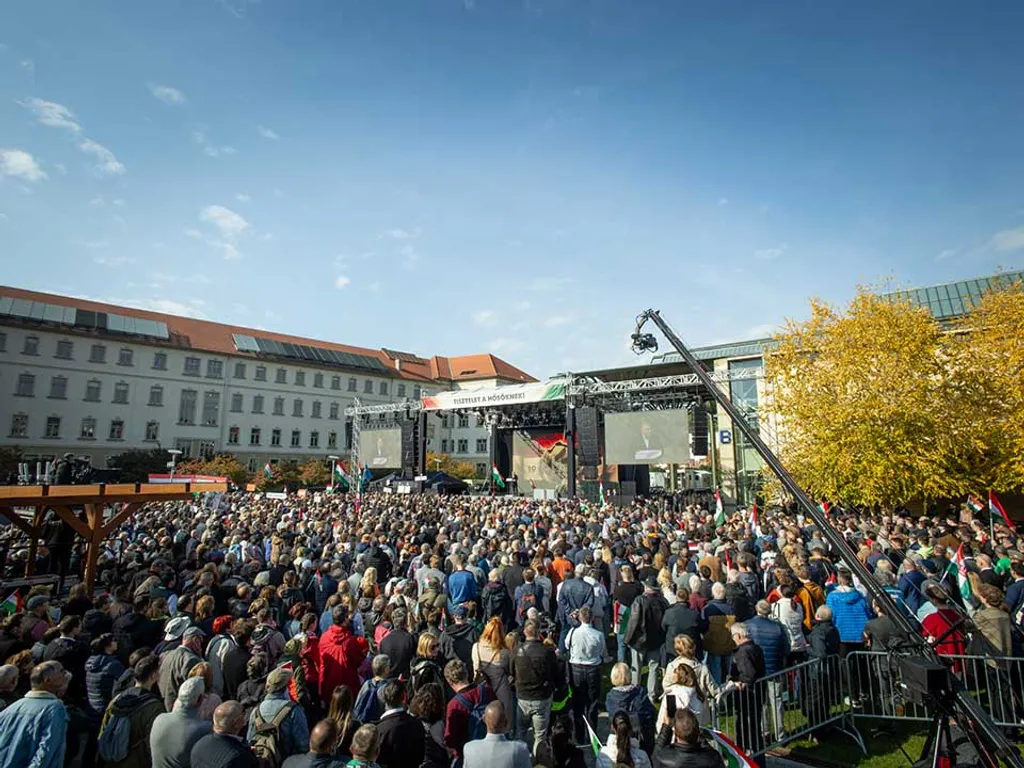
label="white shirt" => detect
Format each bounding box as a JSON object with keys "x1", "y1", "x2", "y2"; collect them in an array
[{"x1": 566, "y1": 624, "x2": 604, "y2": 666}]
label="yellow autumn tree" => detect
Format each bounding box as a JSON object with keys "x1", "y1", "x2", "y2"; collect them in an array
[{"x1": 766, "y1": 289, "x2": 955, "y2": 505}]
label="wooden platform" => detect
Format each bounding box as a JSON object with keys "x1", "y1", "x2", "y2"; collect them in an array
[{"x1": 0, "y1": 482, "x2": 227, "y2": 591}]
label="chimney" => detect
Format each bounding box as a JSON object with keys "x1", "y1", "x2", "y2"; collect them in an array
[{"x1": 395, "y1": 358, "x2": 402, "y2": 372}]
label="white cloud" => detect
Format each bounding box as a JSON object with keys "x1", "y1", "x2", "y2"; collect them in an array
[
  {"x1": 334, "y1": 275, "x2": 351, "y2": 289},
  {"x1": 936, "y1": 249, "x2": 956, "y2": 261},
  {"x1": 257, "y1": 125, "x2": 279, "y2": 140},
  {"x1": 472, "y1": 310, "x2": 497, "y2": 327},
  {"x1": 529, "y1": 277, "x2": 572, "y2": 291},
  {"x1": 0, "y1": 213, "x2": 8, "y2": 221},
  {"x1": 19, "y1": 59, "x2": 34, "y2": 76},
  {"x1": 200, "y1": 204, "x2": 249, "y2": 240},
  {"x1": 235, "y1": 192, "x2": 251, "y2": 202},
  {"x1": 487, "y1": 338, "x2": 529, "y2": 355},
  {"x1": 78, "y1": 139, "x2": 125, "y2": 175},
  {"x1": 717, "y1": 197, "x2": 729, "y2": 206},
  {"x1": 381, "y1": 227, "x2": 421, "y2": 240},
  {"x1": 0, "y1": 148, "x2": 47, "y2": 181},
  {"x1": 83, "y1": 240, "x2": 109, "y2": 249},
  {"x1": 113, "y1": 297, "x2": 207, "y2": 319},
  {"x1": 148, "y1": 84, "x2": 186, "y2": 105},
  {"x1": 22, "y1": 97, "x2": 81, "y2": 132},
  {"x1": 192, "y1": 129, "x2": 236, "y2": 158},
  {"x1": 991, "y1": 227, "x2": 1024, "y2": 253},
  {"x1": 544, "y1": 315, "x2": 570, "y2": 328},
  {"x1": 754, "y1": 243, "x2": 787, "y2": 260},
  {"x1": 400, "y1": 243, "x2": 420, "y2": 270},
  {"x1": 93, "y1": 254, "x2": 136, "y2": 266}
]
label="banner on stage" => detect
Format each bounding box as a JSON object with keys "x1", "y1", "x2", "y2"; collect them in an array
[{"x1": 420, "y1": 380, "x2": 565, "y2": 411}]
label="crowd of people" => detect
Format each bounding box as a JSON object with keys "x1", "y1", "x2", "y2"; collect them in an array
[{"x1": 0, "y1": 490, "x2": 1020, "y2": 768}]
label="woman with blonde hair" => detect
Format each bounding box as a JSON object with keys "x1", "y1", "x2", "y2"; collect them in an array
[
  {"x1": 658, "y1": 661, "x2": 704, "y2": 725},
  {"x1": 663, "y1": 633, "x2": 720, "y2": 706},
  {"x1": 360, "y1": 567, "x2": 379, "y2": 599},
  {"x1": 472, "y1": 617, "x2": 513, "y2": 731},
  {"x1": 657, "y1": 568, "x2": 677, "y2": 605}
]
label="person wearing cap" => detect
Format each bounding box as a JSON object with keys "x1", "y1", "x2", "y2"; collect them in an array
[
  {"x1": 150, "y1": 677, "x2": 213, "y2": 768},
  {"x1": 155, "y1": 615, "x2": 191, "y2": 657},
  {"x1": 20, "y1": 594, "x2": 52, "y2": 645},
  {"x1": 246, "y1": 666, "x2": 310, "y2": 759},
  {"x1": 159, "y1": 624, "x2": 204, "y2": 712},
  {"x1": 0, "y1": 660, "x2": 71, "y2": 768}
]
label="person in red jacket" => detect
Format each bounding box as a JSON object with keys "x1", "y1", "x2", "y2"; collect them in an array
[{"x1": 319, "y1": 605, "x2": 367, "y2": 705}]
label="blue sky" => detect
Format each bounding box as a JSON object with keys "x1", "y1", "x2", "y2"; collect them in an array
[{"x1": 2, "y1": 1, "x2": 1022, "y2": 379}]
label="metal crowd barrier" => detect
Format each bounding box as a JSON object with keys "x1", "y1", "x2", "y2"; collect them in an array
[
  {"x1": 706, "y1": 654, "x2": 866, "y2": 758},
  {"x1": 849, "y1": 651, "x2": 1024, "y2": 729}
]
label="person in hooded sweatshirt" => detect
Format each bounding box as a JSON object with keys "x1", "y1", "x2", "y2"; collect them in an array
[
  {"x1": 440, "y1": 605, "x2": 480, "y2": 667},
  {"x1": 85, "y1": 633, "x2": 126, "y2": 723},
  {"x1": 825, "y1": 570, "x2": 871, "y2": 654},
  {"x1": 604, "y1": 662, "x2": 656, "y2": 755},
  {"x1": 100, "y1": 654, "x2": 166, "y2": 768}
]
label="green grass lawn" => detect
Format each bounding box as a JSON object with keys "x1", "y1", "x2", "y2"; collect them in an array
[{"x1": 785, "y1": 723, "x2": 928, "y2": 768}]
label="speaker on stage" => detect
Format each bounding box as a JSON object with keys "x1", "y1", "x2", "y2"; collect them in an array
[
  {"x1": 576, "y1": 405, "x2": 600, "y2": 466},
  {"x1": 692, "y1": 404, "x2": 709, "y2": 457},
  {"x1": 401, "y1": 422, "x2": 415, "y2": 475}
]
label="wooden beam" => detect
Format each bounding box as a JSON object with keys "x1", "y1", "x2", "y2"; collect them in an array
[
  {"x1": 49, "y1": 506, "x2": 91, "y2": 540},
  {"x1": 83, "y1": 504, "x2": 103, "y2": 594},
  {"x1": 24, "y1": 508, "x2": 44, "y2": 578},
  {"x1": 99, "y1": 502, "x2": 142, "y2": 538},
  {"x1": 0, "y1": 506, "x2": 41, "y2": 539}
]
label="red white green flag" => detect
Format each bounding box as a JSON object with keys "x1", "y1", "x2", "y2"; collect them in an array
[
  {"x1": 706, "y1": 729, "x2": 759, "y2": 768},
  {"x1": 989, "y1": 491, "x2": 1015, "y2": 531}
]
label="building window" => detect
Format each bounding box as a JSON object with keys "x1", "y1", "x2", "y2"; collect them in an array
[
  {"x1": 22, "y1": 336, "x2": 39, "y2": 356},
  {"x1": 345, "y1": 421, "x2": 353, "y2": 449},
  {"x1": 234, "y1": 362, "x2": 246, "y2": 379},
  {"x1": 174, "y1": 438, "x2": 192, "y2": 457},
  {"x1": 183, "y1": 356, "x2": 201, "y2": 376},
  {"x1": 198, "y1": 440, "x2": 215, "y2": 459},
  {"x1": 329, "y1": 402, "x2": 339, "y2": 420},
  {"x1": 44, "y1": 416, "x2": 61, "y2": 439},
  {"x1": 145, "y1": 421, "x2": 159, "y2": 441},
  {"x1": 378, "y1": 413, "x2": 386, "y2": 422},
  {"x1": 273, "y1": 397, "x2": 285, "y2": 416},
  {"x1": 202, "y1": 391, "x2": 220, "y2": 426},
  {"x1": 413, "y1": 387, "x2": 421, "y2": 399},
  {"x1": 109, "y1": 419, "x2": 125, "y2": 440},
  {"x1": 397, "y1": 384, "x2": 406, "y2": 398},
  {"x1": 457, "y1": 439, "x2": 468, "y2": 454},
  {"x1": 49, "y1": 376, "x2": 67, "y2": 399},
  {"x1": 276, "y1": 368, "x2": 287, "y2": 384},
  {"x1": 348, "y1": 378, "x2": 357, "y2": 392},
  {"x1": 255, "y1": 365, "x2": 267, "y2": 382},
  {"x1": 9, "y1": 413, "x2": 28, "y2": 437},
  {"x1": 271, "y1": 428, "x2": 282, "y2": 446},
  {"x1": 252, "y1": 395, "x2": 265, "y2": 414},
  {"x1": 230, "y1": 393, "x2": 243, "y2": 412},
  {"x1": 90, "y1": 344, "x2": 107, "y2": 363},
  {"x1": 228, "y1": 426, "x2": 240, "y2": 445},
  {"x1": 475, "y1": 463, "x2": 487, "y2": 477},
  {"x1": 311, "y1": 372, "x2": 323, "y2": 389},
  {"x1": 250, "y1": 427, "x2": 261, "y2": 446},
  {"x1": 55, "y1": 340, "x2": 73, "y2": 359},
  {"x1": 441, "y1": 439, "x2": 449, "y2": 452},
  {"x1": 295, "y1": 371, "x2": 306, "y2": 386},
  {"x1": 179, "y1": 389, "x2": 198, "y2": 425},
  {"x1": 153, "y1": 352, "x2": 167, "y2": 370},
  {"x1": 290, "y1": 429, "x2": 301, "y2": 447},
  {"x1": 311, "y1": 401, "x2": 322, "y2": 419},
  {"x1": 363, "y1": 380, "x2": 373, "y2": 394},
  {"x1": 80, "y1": 417, "x2": 96, "y2": 439},
  {"x1": 0, "y1": 332, "x2": 6, "y2": 352},
  {"x1": 379, "y1": 381, "x2": 388, "y2": 395},
  {"x1": 458, "y1": 414, "x2": 469, "y2": 428},
  {"x1": 292, "y1": 399, "x2": 304, "y2": 417},
  {"x1": 149, "y1": 385, "x2": 164, "y2": 407},
  {"x1": 206, "y1": 360, "x2": 223, "y2": 379},
  {"x1": 113, "y1": 381, "x2": 129, "y2": 404},
  {"x1": 15, "y1": 373, "x2": 35, "y2": 397},
  {"x1": 442, "y1": 415, "x2": 450, "y2": 429},
  {"x1": 728, "y1": 357, "x2": 765, "y2": 505},
  {"x1": 331, "y1": 376, "x2": 341, "y2": 391},
  {"x1": 476, "y1": 438, "x2": 487, "y2": 453},
  {"x1": 247, "y1": 457, "x2": 259, "y2": 473},
  {"x1": 309, "y1": 431, "x2": 319, "y2": 448},
  {"x1": 118, "y1": 348, "x2": 134, "y2": 366},
  {"x1": 84, "y1": 379, "x2": 101, "y2": 402},
  {"x1": 327, "y1": 430, "x2": 337, "y2": 448}
]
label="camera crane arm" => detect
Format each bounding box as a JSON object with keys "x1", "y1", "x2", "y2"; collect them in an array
[{"x1": 631, "y1": 309, "x2": 1023, "y2": 768}]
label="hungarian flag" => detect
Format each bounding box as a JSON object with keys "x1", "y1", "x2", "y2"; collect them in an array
[
  {"x1": 967, "y1": 495, "x2": 985, "y2": 515},
  {"x1": 947, "y1": 543, "x2": 973, "y2": 603},
  {"x1": 332, "y1": 461, "x2": 348, "y2": 489},
  {"x1": 584, "y1": 716, "x2": 602, "y2": 757},
  {"x1": 263, "y1": 462, "x2": 273, "y2": 479},
  {"x1": 705, "y1": 729, "x2": 759, "y2": 768},
  {"x1": 723, "y1": 549, "x2": 734, "y2": 571},
  {"x1": 714, "y1": 488, "x2": 726, "y2": 527},
  {"x1": 749, "y1": 502, "x2": 762, "y2": 538},
  {"x1": 0, "y1": 591, "x2": 21, "y2": 615},
  {"x1": 989, "y1": 491, "x2": 1015, "y2": 531},
  {"x1": 820, "y1": 500, "x2": 831, "y2": 515},
  {"x1": 491, "y1": 464, "x2": 506, "y2": 489}
]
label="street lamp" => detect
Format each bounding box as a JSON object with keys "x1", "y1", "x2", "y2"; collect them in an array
[
  {"x1": 327, "y1": 454, "x2": 340, "y2": 490},
  {"x1": 167, "y1": 449, "x2": 183, "y2": 481}
]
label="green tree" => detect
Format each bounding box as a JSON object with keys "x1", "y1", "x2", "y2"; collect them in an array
[
  {"x1": 107, "y1": 448, "x2": 172, "y2": 483},
  {"x1": 425, "y1": 451, "x2": 477, "y2": 480},
  {"x1": 175, "y1": 453, "x2": 249, "y2": 486},
  {"x1": 299, "y1": 458, "x2": 331, "y2": 486}
]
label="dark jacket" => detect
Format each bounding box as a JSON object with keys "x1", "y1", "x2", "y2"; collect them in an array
[
  {"x1": 112, "y1": 611, "x2": 161, "y2": 666},
  {"x1": 85, "y1": 652, "x2": 126, "y2": 718},
  {"x1": 419, "y1": 718, "x2": 448, "y2": 768},
  {"x1": 481, "y1": 580, "x2": 514, "y2": 628},
  {"x1": 724, "y1": 583, "x2": 753, "y2": 622},
  {"x1": 737, "y1": 571, "x2": 762, "y2": 604},
  {"x1": 43, "y1": 635, "x2": 91, "y2": 702},
  {"x1": 625, "y1": 590, "x2": 669, "y2": 653},
  {"x1": 653, "y1": 725, "x2": 725, "y2": 768},
  {"x1": 190, "y1": 732, "x2": 259, "y2": 768},
  {"x1": 381, "y1": 629, "x2": 418, "y2": 678},
  {"x1": 807, "y1": 619, "x2": 840, "y2": 660},
  {"x1": 440, "y1": 622, "x2": 480, "y2": 667},
  {"x1": 557, "y1": 577, "x2": 595, "y2": 628},
  {"x1": 376, "y1": 710, "x2": 425, "y2": 768},
  {"x1": 100, "y1": 686, "x2": 166, "y2": 768},
  {"x1": 605, "y1": 684, "x2": 657, "y2": 753},
  {"x1": 744, "y1": 616, "x2": 789, "y2": 676},
  {"x1": 661, "y1": 603, "x2": 705, "y2": 659},
  {"x1": 513, "y1": 639, "x2": 559, "y2": 701},
  {"x1": 729, "y1": 641, "x2": 765, "y2": 686}
]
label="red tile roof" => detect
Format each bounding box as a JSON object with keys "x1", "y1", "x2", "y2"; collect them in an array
[{"x1": 0, "y1": 286, "x2": 536, "y2": 385}]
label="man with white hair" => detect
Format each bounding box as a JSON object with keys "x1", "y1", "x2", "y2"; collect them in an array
[
  {"x1": 728, "y1": 623, "x2": 765, "y2": 759},
  {"x1": 150, "y1": 677, "x2": 213, "y2": 768},
  {"x1": 0, "y1": 664, "x2": 18, "y2": 711}
]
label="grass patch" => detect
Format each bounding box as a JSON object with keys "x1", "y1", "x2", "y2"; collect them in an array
[{"x1": 786, "y1": 722, "x2": 928, "y2": 768}]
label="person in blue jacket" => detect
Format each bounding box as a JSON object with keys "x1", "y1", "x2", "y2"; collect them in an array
[{"x1": 826, "y1": 570, "x2": 872, "y2": 705}]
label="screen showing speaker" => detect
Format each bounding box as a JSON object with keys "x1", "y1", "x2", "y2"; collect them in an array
[
  {"x1": 360, "y1": 428, "x2": 403, "y2": 468},
  {"x1": 604, "y1": 411, "x2": 691, "y2": 465}
]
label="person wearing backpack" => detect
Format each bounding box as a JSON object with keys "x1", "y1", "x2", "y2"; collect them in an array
[
  {"x1": 247, "y1": 667, "x2": 310, "y2": 766},
  {"x1": 0, "y1": 660, "x2": 71, "y2": 768},
  {"x1": 354, "y1": 654, "x2": 391, "y2": 724},
  {"x1": 98, "y1": 654, "x2": 166, "y2": 768},
  {"x1": 513, "y1": 569, "x2": 545, "y2": 627},
  {"x1": 443, "y1": 659, "x2": 494, "y2": 764}
]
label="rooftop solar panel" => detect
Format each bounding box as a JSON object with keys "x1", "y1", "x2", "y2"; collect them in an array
[
  {"x1": 0, "y1": 297, "x2": 12, "y2": 315},
  {"x1": 28, "y1": 302, "x2": 46, "y2": 320},
  {"x1": 43, "y1": 304, "x2": 65, "y2": 323}
]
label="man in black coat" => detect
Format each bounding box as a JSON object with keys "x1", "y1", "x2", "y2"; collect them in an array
[
  {"x1": 728, "y1": 623, "x2": 765, "y2": 760},
  {"x1": 380, "y1": 608, "x2": 417, "y2": 678},
  {"x1": 375, "y1": 681, "x2": 425, "y2": 768},
  {"x1": 481, "y1": 570, "x2": 515, "y2": 628},
  {"x1": 661, "y1": 588, "x2": 705, "y2": 662},
  {"x1": 653, "y1": 709, "x2": 725, "y2": 768},
  {"x1": 625, "y1": 577, "x2": 669, "y2": 700}
]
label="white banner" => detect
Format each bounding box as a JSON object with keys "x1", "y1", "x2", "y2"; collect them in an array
[{"x1": 420, "y1": 380, "x2": 565, "y2": 411}]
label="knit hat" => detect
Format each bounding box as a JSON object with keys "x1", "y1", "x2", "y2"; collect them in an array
[{"x1": 266, "y1": 667, "x2": 292, "y2": 693}]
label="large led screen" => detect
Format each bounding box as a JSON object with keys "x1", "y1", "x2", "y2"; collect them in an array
[
  {"x1": 604, "y1": 410, "x2": 690, "y2": 465},
  {"x1": 360, "y1": 428, "x2": 403, "y2": 469}
]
